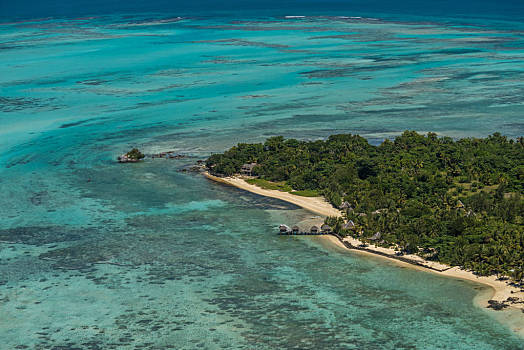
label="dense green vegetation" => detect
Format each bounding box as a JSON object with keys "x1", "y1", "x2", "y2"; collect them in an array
[
  {"x1": 246, "y1": 178, "x2": 293, "y2": 192},
  {"x1": 126, "y1": 148, "x2": 145, "y2": 160},
  {"x1": 207, "y1": 132, "x2": 524, "y2": 281},
  {"x1": 291, "y1": 189, "x2": 320, "y2": 197},
  {"x1": 245, "y1": 178, "x2": 320, "y2": 197}
]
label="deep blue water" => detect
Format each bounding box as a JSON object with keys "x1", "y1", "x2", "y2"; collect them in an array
[{"x1": 2, "y1": 0, "x2": 524, "y2": 24}]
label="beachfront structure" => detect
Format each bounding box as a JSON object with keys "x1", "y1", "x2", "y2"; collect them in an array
[
  {"x1": 343, "y1": 220, "x2": 356, "y2": 230},
  {"x1": 321, "y1": 224, "x2": 332, "y2": 234},
  {"x1": 369, "y1": 232, "x2": 382, "y2": 241},
  {"x1": 339, "y1": 201, "x2": 352, "y2": 210},
  {"x1": 240, "y1": 163, "x2": 257, "y2": 176},
  {"x1": 277, "y1": 224, "x2": 333, "y2": 235},
  {"x1": 279, "y1": 224, "x2": 291, "y2": 234}
]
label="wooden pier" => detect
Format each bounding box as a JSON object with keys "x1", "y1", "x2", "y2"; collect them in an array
[
  {"x1": 278, "y1": 224, "x2": 332, "y2": 236},
  {"x1": 278, "y1": 231, "x2": 330, "y2": 236}
]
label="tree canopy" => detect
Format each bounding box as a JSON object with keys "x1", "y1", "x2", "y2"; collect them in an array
[{"x1": 125, "y1": 148, "x2": 145, "y2": 160}]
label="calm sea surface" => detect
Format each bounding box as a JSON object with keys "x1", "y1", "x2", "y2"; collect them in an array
[{"x1": 1, "y1": 2, "x2": 524, "y2": 348}]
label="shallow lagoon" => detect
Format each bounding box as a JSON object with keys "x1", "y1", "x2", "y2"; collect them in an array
[{"x1": 1, "y1": 13, "x2": 524, "y2": 349}]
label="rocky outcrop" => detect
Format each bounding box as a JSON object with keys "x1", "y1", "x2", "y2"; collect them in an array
[
  {"x1": 487, "y1": 300, "x2": 509, "y2": 310},
  {"x1": 118, "y1": 148, "x2": 145, "y2": 163}
]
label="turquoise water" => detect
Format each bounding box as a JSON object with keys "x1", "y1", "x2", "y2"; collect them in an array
[{"x1": 1, "y1": 13, "x2": 524, "y2": 349}]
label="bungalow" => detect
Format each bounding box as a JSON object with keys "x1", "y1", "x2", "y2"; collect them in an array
[
  {"x1": 240, "y1": 163, "x2": 257, "y2": 176},
  {"x1": 339, "y1": 201, "x2": 352, "y2": 210},
  {"x1": 320, "y1": 224, "x2": 332, "y2": 234},
  {"x1": 292, "y1": 226, "x2": 300, "y2": 235},
  {"x1": 310, "y1": 225, "x2": 319, "y2": 234},
  {"x1": 369, "y1": 232, "x2": 382, "y2": 241},
  {"x1": 279, "y1": 224, "x2": 291, "y2": 234},
  {"x1": 343, "y1": 220, "x2": 356, "y2": 230}
]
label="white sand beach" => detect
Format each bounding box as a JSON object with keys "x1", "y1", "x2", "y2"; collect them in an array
[{"x1": 204, "y1": 172, "x2": 341, "y2": 217}]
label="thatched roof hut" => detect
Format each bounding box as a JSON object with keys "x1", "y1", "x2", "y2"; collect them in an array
[
  {"x1": 343, "y1": 220, "x2": 356, "y2": 230},
  {"x1": 339, "y1": 201, "x2": 352, "y2": 210},
  {"x1": 369, "y1": 232, "x2": 382, "y2": 241},
  {"x1": 279, "y1": 224, "x2": 291, "y2": 233},
  {"x1": 292, "y1": 226, "x2": 300, "y2": 234},
  {"x1": 321, "y1": 224, "x2": 332, "y2": 234},
  {"x1": 310, "y1": 225, "x2": 319, "y2": 234},
  {"x1": 241, "y1": 163, "x2": 257, "y2": 176}
]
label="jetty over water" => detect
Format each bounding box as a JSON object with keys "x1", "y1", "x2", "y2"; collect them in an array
[{"x1": 279, "y1": 224, "x2": 332, "y2": 235}]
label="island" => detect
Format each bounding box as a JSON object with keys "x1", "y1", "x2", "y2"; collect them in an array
[
  {"x1": 204, "y1": 131, "x2": 524, "y2": 310},
  {"x1": 118, "y1": 148, "x2": 145, "y2": 163}
]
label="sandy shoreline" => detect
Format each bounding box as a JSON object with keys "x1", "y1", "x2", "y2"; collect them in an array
[
  {"x1": 204, "y1": 172, "x2": 341, "y2": 217},
  {"x1": 203, "y1": 172, "x2": 524, "y2": 319},
  {"x1": 323, "y1": 235, "x2": 523, "y2": 306}
]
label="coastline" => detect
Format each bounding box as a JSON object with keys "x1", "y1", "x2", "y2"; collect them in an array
[
  {"x1": 203, "y1": 172, "x2": 341, "y2": 217},
  {"x1": 203, "y1": 172, "x2": 524, "y2": 321}
]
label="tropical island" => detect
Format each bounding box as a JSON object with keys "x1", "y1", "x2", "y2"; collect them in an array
[
  {"x1": 205, "y1": 131, "x2": 524, "y2": 307},
  {"x1": 118, "y1": 148, "x2": 145, "y2": 163}
]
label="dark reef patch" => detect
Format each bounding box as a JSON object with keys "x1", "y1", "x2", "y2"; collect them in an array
[
  {"x1": 0, "y1": 226, "x2": 93, "y2": 245},
  {"x1": 0, "y1": 96, "x2": 60, "y2": 113},
  {"x1": 29, "y1": 191, "x2": 48, "y2": 206},
  {"x1": 59, "y1": 119, "x2": 91, "y2": 129}
]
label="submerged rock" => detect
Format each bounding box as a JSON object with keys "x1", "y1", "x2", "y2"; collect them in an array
[
  {"x1": 151, "y1": 151, "x2": 190, "y2": 159},
  {"x1": 506, "y1": 297, "x2": 520, "y2": 303},
  {"x1": 487, "y1": 300, "x2": 509, "y2": 310}
]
